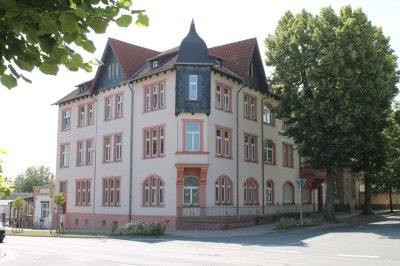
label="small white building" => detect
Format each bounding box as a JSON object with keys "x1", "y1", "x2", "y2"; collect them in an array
[{"x1": 33, "y1": 186, "x2": 53, "y2": 228}]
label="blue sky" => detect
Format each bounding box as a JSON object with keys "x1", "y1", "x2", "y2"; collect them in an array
[{"x1": 0, "y1": 0, "x2": 399, "y2": 178}]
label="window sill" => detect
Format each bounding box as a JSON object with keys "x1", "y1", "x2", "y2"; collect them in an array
[
  {"x1": 244, "y1": 159, "x2": 258, "y2": 163},
  {"x1": 176, "y1": 151, "x2": 209, "y2": 155}
]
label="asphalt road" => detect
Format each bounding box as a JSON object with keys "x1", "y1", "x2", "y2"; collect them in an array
[{"x1": 0, "y1": 216, "x2": 399, "y2": 266}]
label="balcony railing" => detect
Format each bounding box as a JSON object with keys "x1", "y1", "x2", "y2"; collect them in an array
[{"x1": 177, "y1": 204, "x2": 316, "y2": 220}]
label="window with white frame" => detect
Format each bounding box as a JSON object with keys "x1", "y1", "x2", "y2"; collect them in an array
[
  {"x1": 76, "y1": 180, "x2": 91, "y2": 206},
  {"x1": 62, "y1": 109, "x2": 71, "y2": 130},
  {"x1": 104, "y1": 136, "x2": 111, "y2": 162},
  {"x1": 223, "y1": 88, "x2": 230, "y2": 111},
  {"x1": 77, "y1": 141, "x2": 84, "y2": 166},
  {"x1": 263, "y1": 140, "x2": 275, "y2": 164},
  {"x1": 262, "y1": 104, "x2": 274, "y2": 125},
  {"x1": 243, "y1": 94, "x2": 257, "y2": 120},
  {"x1": 86, "y1": 139, "x2": 94, "y2": 165},
  {"x1": 216, "y1": 85, "x2": 222, "y2": 109},
  {"x1": 78, "y1": 106, "x2": 85, "y2": 127},
  {"x1": 41, "y1": 201, "x2": 49, "y2": 218},
  {"x1": 215, "y1": 127, "x2": 231, "y2": 158},
  {"x1": 152, "y1": 85, "x2": 158, "y2": 110},
  {"x1": 87, "y1": 103, "x2": 95, "y2": 125},
  {"x1": 186, "y1": 123, "x2": 200, "y2": 152},
  {"x1": 116, "y1": 94, "x2": 123, "y2": 117},
  {"x1": 244, "y1": 134, "x2": 257, "y2": 162},
  {"x1": 115, "y1": 134, "x2": 122, "y2": 161},
  {"x1": 105, "y1": 97, "x2": 112, "y2": 120},
  {"x1": 143, "y1": 126, "x2": 165, "y2": 159},
  {"x1": 189, "y1": 75, "x2": 198, "y2": 100},
  {"x1": 215, "y1": 176, "x2": 233, "y2": 205},
  {"x1": 144, "y1": 82, "x2": 166, "y2": 112},
  {"x1": 61, "y1": 144, "x2": 69, "y2": 167},
  {"x1": 103, "y1": 177, "x2": 120, "y2": 206},
  {"x1": 160, "y1": 83, "x2": 165, "y2": 108},
  {"x1": 145, "y1": 87, "x2": 151, "y2": 111},
  {"x1": 244, "y1": 177, "x2": 259, "y2": 205},
  {"x1": 143, "y1": 176, "x2": 164, "y2": 207}
]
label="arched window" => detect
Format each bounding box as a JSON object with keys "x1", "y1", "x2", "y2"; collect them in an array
[
  {"x1": 262, "y1": 104, "x2": 274, "y2": 125},
  {"x1": 215, "y1": 176, "x2": 233, "y2": 205},
  {"x1": 266, "y1": 180, "x2": 274, "y2": 205},
  {"x1": 263, "y1": 140, "x2": 275, "y2": 164},
  {"x1": 282, "y1": 181, "x2": 294, "y2": 204},
  {"x1": 143, "y1": 176, "x2": 164, "y2": 207},
  {"x1": 183, "y1": 176, "x2": 199, "y2": 205},
  {"x1": 244, "y1": 177, "x2": 259, "y2": 205}
]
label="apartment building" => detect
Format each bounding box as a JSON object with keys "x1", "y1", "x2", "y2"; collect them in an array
[{"x1": 54, "y1": 21, "x2": 326, "y2": 230}]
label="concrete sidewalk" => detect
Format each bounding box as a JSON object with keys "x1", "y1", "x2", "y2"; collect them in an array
[{"x1": 164, "y1": 210, "x2": 366, "y2": 238}]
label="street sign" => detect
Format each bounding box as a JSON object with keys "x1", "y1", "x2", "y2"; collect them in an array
[{"x1": 296, "y1": 178, "x2": 306, "y2": 189}]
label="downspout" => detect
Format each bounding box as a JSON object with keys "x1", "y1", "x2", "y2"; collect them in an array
[
  {"x1": 261, "y1": 95, "x2": 269, "y2": 215},
  {"x1": 91, "y1": 96, "x2": 99, "y2": 234},
  {"x1": 127, "y1": 82, "x2": 135, "y2": 223},
  {"x1": 236, "y1": 84, "x2": 246, "y2": 220}
]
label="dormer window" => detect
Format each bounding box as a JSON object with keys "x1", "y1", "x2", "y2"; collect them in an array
[
  {"x1": 78, "y1": 86, "x2": 85, "y2": 93},
  {"x1": 152, "y1": 60, "x2": 159, "y2": 68},
  {"x1": 215, "y1": 59, "x2": 221, "y2": 67},
  {"x1": 108, "y1": 62, "x2": 119, "y2": 79}
]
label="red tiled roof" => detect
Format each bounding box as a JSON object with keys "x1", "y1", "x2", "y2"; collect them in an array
[
  {"x1": 56, "y1": 38, "x2": 259, "y2": 105},
  {"x1": 109, "y1": 38, "x2": 159, "y2": 78},
  {"x1": 209, "y1": 38, "x2": 257, "y2": 79}
]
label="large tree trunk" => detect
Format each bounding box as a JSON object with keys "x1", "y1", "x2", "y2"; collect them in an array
[
  {"x1": 363, "y1": 173, "x2": 373, "y2": 215},
  {"x1": 389, "y1": 186, "x2": 393, "y2": 213},
  {"x1": 324, "y1": 166, "x2": 336, "y2": 221}
]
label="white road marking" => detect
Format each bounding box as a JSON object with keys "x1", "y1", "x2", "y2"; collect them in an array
[
  {"x1": 269, "y1": 249, "x2": 302, "y2": 254},
  {"x1": 338, "y1": 254, "x2": 380, "y2": 259},
  {"x1": 70, "y1": 257, "x2": 96, "y2": 262}
]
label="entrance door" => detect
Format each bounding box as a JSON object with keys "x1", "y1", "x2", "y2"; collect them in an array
[{"x1": 183, "y1": 176, "x2": 200, "y2": 216}]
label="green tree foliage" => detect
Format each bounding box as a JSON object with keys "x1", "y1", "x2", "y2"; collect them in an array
[
  {"x1": 14, "y1": 166, "x2": 54, "y2": 192},
  {"x1": 265, "y1": 6, "x2": 399, "y2": 221},
  {"x1": 12, "y1": 196, "x2": 26, "y2": 232},
  {"x1": 0, "y1": 149, "x2": 12, "y2": 199},
  {"x1": 373, "y1": 104, "x2": 400, "y2": 212},
  {"x1": 0, "y1": 0, "x2": 149, "y2": 89},
  {"x1": 52, "y1": 193, "x2": 65, "y2": 233}
]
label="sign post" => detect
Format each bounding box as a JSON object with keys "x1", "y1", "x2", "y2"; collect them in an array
[{"x1": 296, "y1": 178, "x2": 306, "y2": 227}]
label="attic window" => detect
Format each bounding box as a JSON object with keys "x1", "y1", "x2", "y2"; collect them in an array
[
  {"x1": 152, "y1": 60, "x2": 159, "y2": 68},
  {"x1": 249, "y1": 62, "x2": 255, "y2": 78},
  {"x1": 215, "y1": 59, "x2": 221, "y2": 67},
  {"x1": 108, "y1": 62, "x2": 119, "y2": 79},
  {"x1": 78, "y1": 86, "x2": 85, "y2": 93}
]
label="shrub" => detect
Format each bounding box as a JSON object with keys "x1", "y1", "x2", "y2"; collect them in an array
[
  {"x1": 113, "y1": 220, "x2": 169, "y2": 236},
  {"x1": 275, "y1": 217, "x2": 297, "y2": 229}
]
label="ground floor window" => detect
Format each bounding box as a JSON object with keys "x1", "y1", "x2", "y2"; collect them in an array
[
  {"x1": 143, "y1": 175, "x2": 164, "y2": 207},
  {"x1": 244, "y1": 177, "x2": 259, "y2": 205},
  {"x1": 183, "y1": 176, "x2": 199, "y2": 205},
  {"x1": 215, "y1": 175, "x2": 233, "y2": 205},
  {"x1": 266, "y1": 180, "x2": 274, "y2": 204}
]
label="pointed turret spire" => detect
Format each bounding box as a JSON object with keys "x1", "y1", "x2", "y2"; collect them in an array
[{"x1": 176, "y1": 20, "x2": 212, "y2": 64}]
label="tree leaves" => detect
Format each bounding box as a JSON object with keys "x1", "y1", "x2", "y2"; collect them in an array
[
  {"x1": 0, "y1": 74, "x2": 17, "y2": 89},
  {"x1": 116, "y1": 15, "x2": 132, "y2": 27},
  {"x1": 0, "y1": 1, "x2": 149, "y2": 88}
]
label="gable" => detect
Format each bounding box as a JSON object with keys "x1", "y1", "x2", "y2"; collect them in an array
[
  {"x1": 244, "y1": 43, "x2": 268, "y2": 92},
  {"x1": 91, "y1": 48, "x2": 125, "y2": 91}
]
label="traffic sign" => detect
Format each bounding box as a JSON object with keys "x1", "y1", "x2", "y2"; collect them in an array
[{"x1": 296, "y1": 178, "x2": 306, "y2": 189}]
